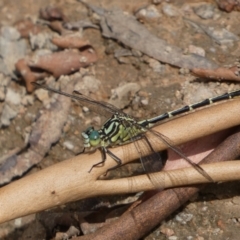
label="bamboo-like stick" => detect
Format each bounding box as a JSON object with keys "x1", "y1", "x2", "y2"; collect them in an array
[{"x1": 0, "y1": 99, "x2": 240, "y2": 224}]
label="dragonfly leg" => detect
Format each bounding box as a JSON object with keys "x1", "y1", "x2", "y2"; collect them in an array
[
  {"x1": 88, "y1": 147, "x2": 122, "y2": 175},
  {"x1": 78, "y1": 147, "x2": 86, "y2": 154},
  {"x1": 104, "y1": 148, "x2": 122, "y2": 175},
  {"x1": 88, "y1": 147, "x2": 107, "y2": 173}
]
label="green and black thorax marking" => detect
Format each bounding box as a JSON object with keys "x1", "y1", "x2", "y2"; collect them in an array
[{"x1": 82, "y1": 113, "x2": 145, "y2": 148}]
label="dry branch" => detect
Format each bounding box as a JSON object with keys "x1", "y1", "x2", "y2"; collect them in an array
[
  {"x1": 0, "y1": 99, "x2": 240, "y2": 224},
  {"x1": 83, "y1": 128, "x2": 240, "y2": 240}
]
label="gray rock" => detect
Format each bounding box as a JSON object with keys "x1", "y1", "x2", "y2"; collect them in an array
[
  {"x1": 0, "y1": 26, "x2": 27, "y2": 77},
  {"x1": 162, "y1": 3, "x2": 180, "y2": 17},
  {"x1": 135, "y1": 5, "x2": 162, "y2": 20},
  {"x1": 0, "y1": 86, "x2": 26, "y2": 126},
  {"x1": 194, "y1": 4, "x2": 215, "y2": 19},
  {"x1": 63, "y1": 140, "x2": 75, "y2": 150},
  {"x1": 109, "y1": 83, "x2": 141, "y2": 109},
  {"x1": 1, "y1": 26, "x2": 20, "y2": 40},
  {"x1": 1, "y1": 103, "x2": 18, "y2": 126}
]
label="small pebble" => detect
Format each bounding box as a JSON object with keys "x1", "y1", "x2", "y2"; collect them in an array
[
  {"x1": 179, "y1": 68, "x2": 190, "y2": 75},
  {"x1": 1, "y1": 104, "x2": 18, "y2": 126},
  {"x1": 1, "y1": 26, "x2": 20, "y2": 40},
  {"x1": 21, "y1": 95, "x2": 34, "y2": 106},
  {"x1": 63, "y1": 140, "x2": 74, "y2": 150},
  {"x1": 141, "y1": 98, "x2": 149, "y2": 106},
  {"x1": 34, "y1": 88, "x2": 50, "y2": 103},
  {"x1": 82, "y1": 106, "x2": 89, "y2": 113},
  {"x1": 188, "y1": 45, "x2": 205, "y2": 57},
  {"x1": 165, "y1": 46, "x2": 172, "y2": 53},
  {"x1": 109, "y1": 83, "x2": 140, "y2": 109},
  {"x1": 162, "y1": 3, "x2": 179, "y2": 17},
  {"x1": 135, "y1": 5, "x2": 161, "y2": 20},
  {"x1": 168, "y1": 236, "x2": 178, "y2": 240},
  {"x1": 5, "y1": 88, "x2": 21, "y2": 105},
  {"x1": 175, "y1": 212, "x2": 193, "y2": 224},
  {"x1": 201, "y1": 206, "x2": 208, "y2": 212},
  {"x1": 0, "y1": 26, "x2": 27, "y2": 76},
  {"x1": 148, "y1": 58, "x2": 165, "y2": 73},
  {"x1": 131, "y1": 49, "x2": 142, "y2": 58},
  {"x1": 160, "y1": 227, "x2": 175, "y2": 236},
  {"x1": 194, "y1": 4, "x2": 215, "y2": 19},
  {"x1": 14, "y1": 218, "x2": 22, "y2": 228},
  {"x1": 75, "y1": 75, "x2": 101, "y2": 94}
]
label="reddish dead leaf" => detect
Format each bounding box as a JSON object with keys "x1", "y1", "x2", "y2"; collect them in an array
[
  {"x1": 52, "y1": 35, "x2": 90, "y2": 49},
  {"x1": 16, "y1": 48, "x2": 97, "y2": 92},
  {"x1": 15, "y1": 59, "x2": 36, "y2": 92},
  {"x1": 217, "y1": 0, "x2": 240, "y2": 12},
  {"x1": 192, "y1": 66, "x2": 240, "y2": 82},
  {"x1": 15, "y1": 59, "x2": 48, "y2": 92},
  {"x1": 27, "y1": 48, "x2": 97, "y2": 78}
]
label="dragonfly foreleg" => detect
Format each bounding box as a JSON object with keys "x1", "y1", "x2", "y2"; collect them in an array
[
  {"x1": 88, "y1": 147, "x2": 122, "y2": 175},
  {"x1": 78, "y1": 147, "x2": 86, "y2": 154},
  {"x1": 88, "y1": 146, "x2": 107, "y2": 173}
]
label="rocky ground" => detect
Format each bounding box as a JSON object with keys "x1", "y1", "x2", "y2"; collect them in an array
[{"x1": 0, "y1": 0, "x2": 240, "y2": 239}]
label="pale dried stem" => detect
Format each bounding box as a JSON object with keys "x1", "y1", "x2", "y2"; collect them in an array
[{"x1": 0, "y1": 99, "x2": 240, "y2": 223}]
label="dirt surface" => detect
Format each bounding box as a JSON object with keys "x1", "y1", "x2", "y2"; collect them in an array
[{"x1": 0, "y1": 0, "x2": 240, "y2": 239}]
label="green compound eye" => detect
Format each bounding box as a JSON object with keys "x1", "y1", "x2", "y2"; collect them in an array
[{"x1": 89, "y1": 130, "x2": 101, "y2": 147}]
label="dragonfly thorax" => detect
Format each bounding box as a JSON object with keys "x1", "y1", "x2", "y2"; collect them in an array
[{"x1": 82, "y1": 114, "x2": 145, "y2": 149}]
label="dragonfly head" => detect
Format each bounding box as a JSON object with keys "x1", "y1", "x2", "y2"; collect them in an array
[{"x1": 82, "y1": 126, "x2": 101, "y2": 148}]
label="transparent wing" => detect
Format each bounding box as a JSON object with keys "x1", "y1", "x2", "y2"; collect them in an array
[
  {"x1": 119, "y1": 118, "x2": 167, "y2": 189},
  {"x1": 144, "y1": 127, "x2": 213, "y2": 182},
  {"x1": 72, "y1": 90, "x2": 126, "y2": 117},
  {"x1": 33, "y1": 83, "x2": 118, "y2": 116}
]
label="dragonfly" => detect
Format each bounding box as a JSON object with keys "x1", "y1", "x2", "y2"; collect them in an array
[{"x1": 32, "y1": 82, "x2": 240, "y2": 185}]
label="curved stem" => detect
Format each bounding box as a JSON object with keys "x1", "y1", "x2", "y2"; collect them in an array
[{"x1": 0, "y1": 99, "x2": 240, "y2": 223}]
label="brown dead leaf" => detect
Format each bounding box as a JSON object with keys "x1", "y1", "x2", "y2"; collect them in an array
[
  {"x1": 27, "y1": 48, "x2": 97, "y2": 78},
  {"x1": 52, "y1": 35, "x2": 90, "y2": 49},
  {"x1": 16, "y1": 48, "x2": 97, "y2": 92},
  {"x1": 192, "y1": 65, "x2": 240, "y2": 82}
]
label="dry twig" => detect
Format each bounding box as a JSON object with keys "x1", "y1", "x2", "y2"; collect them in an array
[{"x1": 0, "y1": 99, "x2": 240, "y2": 224}]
